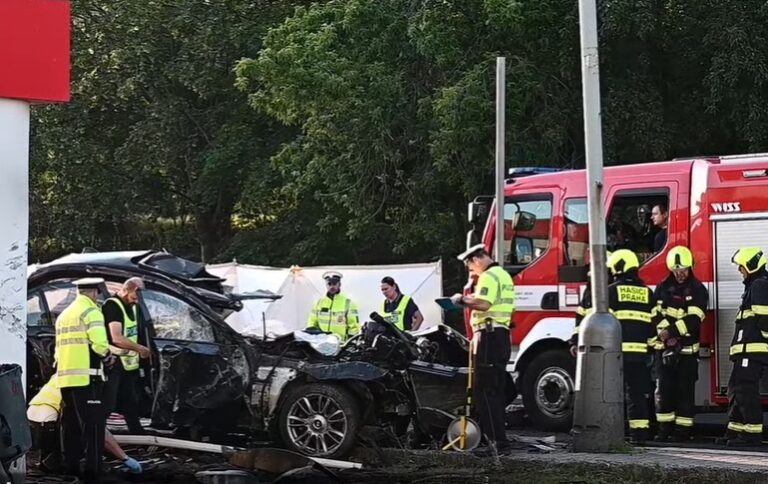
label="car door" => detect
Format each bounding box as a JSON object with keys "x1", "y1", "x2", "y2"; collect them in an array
[{"x1": 139, "y1": 287, "x2": 250, "y2": 431}]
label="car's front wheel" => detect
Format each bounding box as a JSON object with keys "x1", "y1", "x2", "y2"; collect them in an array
[{"x1": 277, "y1": 383, "x2": 360, "y2": 459}]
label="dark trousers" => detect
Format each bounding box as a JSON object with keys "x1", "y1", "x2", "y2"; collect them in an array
[
  {"x1": 624, "y1": 359, "x2": 652, "y2": 432},
  {"x1": 103, "y1": 365, "x2": 144, "y2": 434},
  {"x1": 727, "y1": 357, "x2": 764, "y2": 442},
  {"x1": 473, "y1": 327, "x2": 511, "y2": 445},
  {"x1": 60, "y1": 380, "x2": 105, "y2": 482},
  {"x1": 656, "y1": 355, "x2": 698, "y2": 431}
]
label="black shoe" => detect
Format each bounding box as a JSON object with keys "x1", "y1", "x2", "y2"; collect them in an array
[
  {"x1": 673, "y1": 429, "x2": 692, "y2": 443},
  {"x1": 629, "y1": 430, "x2": 648, "y2": 445},
  {"x1": 726, "y1": 437, "x2": 761, "y2": 448}
]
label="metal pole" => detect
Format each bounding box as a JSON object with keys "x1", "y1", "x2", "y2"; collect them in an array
[
  {"x1": 572, "y1": 0, "x2": 625, "y2": 452},
  {"x1": 495, "y1": 57, "x2": 505, "y2": 264}
]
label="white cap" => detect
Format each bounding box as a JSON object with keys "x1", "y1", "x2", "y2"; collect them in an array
[
  {"x1": 72, "y1": 277, "x2": 105, "y2": 288},
  {"x1": 322, "y1": 271, "x2": 343, "y2": 281},
  {"x1": 457, "y1": 244, "x2": 487, "y2": 261}
]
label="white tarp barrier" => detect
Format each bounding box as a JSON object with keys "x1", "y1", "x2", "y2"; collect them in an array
[{"x1": 207, "y1": 261, "x2": 443, "y2": 338}]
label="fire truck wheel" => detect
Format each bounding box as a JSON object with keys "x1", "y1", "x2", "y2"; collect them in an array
[{"x1": 521, "y1": 349, "x2": 575, "y2": 432}]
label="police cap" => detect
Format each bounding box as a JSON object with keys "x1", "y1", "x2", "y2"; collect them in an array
[
  {"x1": 457, "y1": 244, "x2": 487, "y2": 262},
  {"x1": 72, "y1": 277, "x2": 105, "y2": 289}
]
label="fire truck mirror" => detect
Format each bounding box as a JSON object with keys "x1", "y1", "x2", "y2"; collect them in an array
[
  {"x1": 515, "y1": 211, "x2": 537, "y2": 231},
  {"x1": 468, "y1": 197, "x2": 492, "y2": 224}
]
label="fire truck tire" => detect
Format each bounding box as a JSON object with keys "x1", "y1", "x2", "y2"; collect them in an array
[{"x1": 521, "y1": 349, "x2": 575, "y2": 432}]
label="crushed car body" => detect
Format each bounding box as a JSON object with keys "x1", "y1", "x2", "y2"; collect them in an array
[{"x1": 26, "y1": 250, "x2": 514, "y2": 458}]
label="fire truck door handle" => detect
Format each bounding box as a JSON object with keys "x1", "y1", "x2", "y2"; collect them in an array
[{"x1": 540, "y1": 292, "x2": 559, "y2": 310}]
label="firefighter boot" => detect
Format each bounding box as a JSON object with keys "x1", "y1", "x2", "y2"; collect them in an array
[
  {"x1": 654, "y1": 423, "x2": 674, "y2": 443},
  {"x1": 726, "y1": 431, "x2": 762, "y2": 448},
  {"x1": 673, "y1": 426, "x2": 692, "y2": 443},
  {"x1": 629, "y1": 429, "x2": 649, "y2": 445}
]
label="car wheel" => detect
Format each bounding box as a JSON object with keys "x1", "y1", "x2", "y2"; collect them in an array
[
  {"x1": 277, "y1": 383, "x2": 360, "y2": 459},
  {"x1": 521, "y1": 349, "x2": 575, "y2": 432}
]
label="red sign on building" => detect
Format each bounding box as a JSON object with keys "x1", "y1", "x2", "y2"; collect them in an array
[{"x1": 0, "y1": 0, "x2": 70, "y2": 103}]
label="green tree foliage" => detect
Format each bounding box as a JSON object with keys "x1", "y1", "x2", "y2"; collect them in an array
[{"x1": 30, "y1": 0, "x2": 768, "y2": 290}]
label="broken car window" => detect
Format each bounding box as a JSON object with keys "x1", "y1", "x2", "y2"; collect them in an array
[
  {"x1": 142, "y1": 289, "x2": 215, "y2": 342},
  {"x1": 27, "y1": 291, "x2": 47, "y2": 327}
]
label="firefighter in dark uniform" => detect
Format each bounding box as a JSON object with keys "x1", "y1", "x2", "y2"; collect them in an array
[
  {"x1": 651, "y1": 246, "x2": 708, "y2": 442},
  {"x1": 722, "y1": 247, "x2": 768, "y2": 447},
  {"x1": 570, "y1": 252, "x2": 612, "y2": 357},
  {"x1": 451, "y1": 244, "x2": 515, "y2": 451},
  {"x1": 606, "y1": 249, "x2": 655, "y2": 444}
]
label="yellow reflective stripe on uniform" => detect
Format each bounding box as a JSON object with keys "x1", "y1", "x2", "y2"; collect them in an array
[
  {"x1": 56, "y1": 325, "x2": 86, "y2": 334},
  {"x1": 628, "y1": 419, "x2": 650, "y2": 429},
  {"x1": 647, "y1": 336, "x2": 658, "y2": 346},
  {"x1": 675, "y1": 416, "x2": 694, "y2": 427},
  {"x1": 57, "y1": 368, "x2": 102, "y2": 377},
  {"x1": 728, "y1": 422, "x2": 745, "y2": 432},
  {"x1": 622, "y1": 342, "x2": 648, "y2": 353},
  {"x1": 57, "y1": 338, "x2": 90, "y2": 346},
  {"x1": 85, "y1": 320, "x2": 104, "y2": 330},
  {"x1": 680, "y1": 344, "x2": 700, "y2": 354},
  {"x1": 656, "y1": 412, "x2": 675, "y2": 423},
  {"x1": 753, "y1": 305, "x2": 768, "y2": 316},
  {"x1": 762, "y1": 331, "x2": 768, "y2": 339},
  {"x1": 665, "y1": 307, "x2": 686, "y2": 319},
  {"x1": 575, "y1": 307, "x2": 587, "y2": 316},
  {"x1": 730, "y1": 343, "x2": 768, "y2": 355},
  {"x1": 571, "y1": 327, "x2": 579, "y2": 336},
  {"x1": 675, "y1": 319, "x2": 689, "y2": 336},
  {"x1": 611, "y1": 310, "x2": 652, "y2": 323},
  {"x1": 651, "y1": 304, "x2": 663, "y2": 317},
  {"x1": 737, "y1": 310, "x2": 755, "y2": 320},
  {"x1": 744, "y1": 424, "x2": 763, "y2": 433},
  {"x1": 687, "y1": 306, "x2": 706, "y2": 320}
]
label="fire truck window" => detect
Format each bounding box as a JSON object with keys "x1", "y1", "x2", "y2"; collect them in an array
[
  {"x1": 500, "y1": 199, "x2": 552, "y2": 266},
  {"x1": 606, "y1": 192, "x2": 669, "y2": 263},
  {"x1": 564, "y1": 198, "x2": 589, "y2": 266}
]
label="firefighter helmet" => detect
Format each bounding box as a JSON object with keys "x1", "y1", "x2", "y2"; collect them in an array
[
  {"x1": 666, "y1": 246, "x2": 693, "y2": 271},
  {"x1": 731, "y1": 247, "x2": 766, "y2": 274},
  {"x1": 607, "y1": 249, "x2": 639, "y2": 276}
]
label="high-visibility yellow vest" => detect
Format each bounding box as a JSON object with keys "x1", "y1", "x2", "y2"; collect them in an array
[
  {"x1": 470, "y1": 265, "x2": 515, "y2": 330},
  {"x1": 107, "y1": 296, "x2": 140, "y2": 371},
  {"x1": 307, "y1": 294, "x2": 359, "y2": 341},
  {"x1": 29, "y1": 375, "x2": 62, "y2": 413},
  {"x1": 381, "y1": 295, "x2": 412, "y2": 331},
  {"x1": 54, "y1": 294, "x2": 109, "y2": 388}
]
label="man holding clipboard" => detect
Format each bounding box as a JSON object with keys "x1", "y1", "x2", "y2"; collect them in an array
[{"x1": 449, "y1": 244, "x2": 515, "y2": 452}]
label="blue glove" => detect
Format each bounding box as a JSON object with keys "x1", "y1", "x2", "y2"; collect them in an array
[{"x1": 122, "y1": 456, "x2": 143, "y2": 474}]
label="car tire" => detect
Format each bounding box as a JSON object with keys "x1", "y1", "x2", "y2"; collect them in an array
[
  {"x1": 521, "y1": 349, "x2": 575, "y2": 432},
  {"x1": 277, "y1": 383, "x2": 360, "y2": 459}
]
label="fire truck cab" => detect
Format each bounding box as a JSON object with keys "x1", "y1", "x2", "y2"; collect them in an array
[{"x1": 466, "y1": 153, "x2": 768, "y2": 431}]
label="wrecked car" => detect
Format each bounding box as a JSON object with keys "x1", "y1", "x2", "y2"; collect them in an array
[{"x1": 26, "y1": 250, "x2": 506, "y2": 458}]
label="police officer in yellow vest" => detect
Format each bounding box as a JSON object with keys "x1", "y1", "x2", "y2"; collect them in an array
[
  {"x1": 451, "y1": 244, "x2": 515, "y2": 451},
  {"x1": 55, "y1": 277, "x2": 112, "y2": 483},
  {"x1": 722, "y1": 247, "x2": 768, "y2": 447},
  {"x1": 380, "y1": 276, "x2": 424, "y2": 331},
  {"x1": 307, "y1": 271, "x2": 360, "y2": 341},
  {"x1": 102, "y1": 277, "x2": 151, "y2": 435}
]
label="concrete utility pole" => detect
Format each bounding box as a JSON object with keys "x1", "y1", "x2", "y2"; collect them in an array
[
  {"x1": 494, "y1": 57, "x2": 506, "y2": 265},
  {"x1": 571, "y1": 0, "x2": 625, "y2": 452},
  {"x1": 0, "y1": 2, "x2": 70, "y2": 481}
]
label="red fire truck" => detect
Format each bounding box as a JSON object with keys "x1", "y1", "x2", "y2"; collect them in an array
[{"x1": 465, "y1": 153, "x2": 768, "y2": 431}]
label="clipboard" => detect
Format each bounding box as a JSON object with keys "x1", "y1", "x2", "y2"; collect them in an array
[{"x1": 435, "y1": 297, "x2": 462, "y2": 312}]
